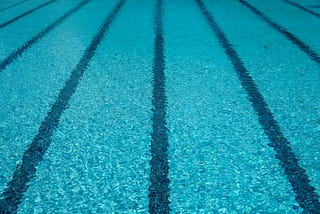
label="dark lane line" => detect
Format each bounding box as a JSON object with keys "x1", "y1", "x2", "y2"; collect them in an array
[
  {"x1": 282, "y1": 0, "x2": 320, "y2": 19},
  {"x1": 0, "y1": 0, "x2": 126, "y2": 212},
  {"x1": 0, "y1": 0, "x2": 32, "y2": 13},
  {"x1": 0, "y1": 0, "x2": 91, "y2": 73},
  {"x1": 148, "y1": 0, "x2": 170, "y2": 213},
  {"x1": 0, "y1": 0, "x2": 58, "y2": 29},
  {"x1": 237, "y1": 0, "x2": 320, "y2": 68},
  {"x1": 195, "y1": 0, "x2": 320, "y2": 213}
]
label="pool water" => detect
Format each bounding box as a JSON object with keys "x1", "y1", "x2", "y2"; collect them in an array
[{"x1": 0, "y1": 0, "x2": 319, "y2": 213}]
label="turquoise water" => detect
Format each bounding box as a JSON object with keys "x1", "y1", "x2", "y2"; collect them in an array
[{"x1": 0, "y1": 0, "x2": 319, "y2": 213}]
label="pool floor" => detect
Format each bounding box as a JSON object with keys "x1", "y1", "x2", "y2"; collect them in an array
[{"x1": 0, "y1": 0, "x2": 320, "y2": 213}]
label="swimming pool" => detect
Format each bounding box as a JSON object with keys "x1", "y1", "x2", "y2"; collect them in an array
[{"x1": 0, "y1": 0, "x2": 319, "y2": 213}]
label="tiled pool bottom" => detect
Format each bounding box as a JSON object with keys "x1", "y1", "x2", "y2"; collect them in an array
[{"x1": 0, "y1": 0, "x2": 320, "y2": 213}]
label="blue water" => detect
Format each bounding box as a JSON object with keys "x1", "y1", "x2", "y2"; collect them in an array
[{"x1": 0, "y1": 0, "x2": 319, "y2": 213}]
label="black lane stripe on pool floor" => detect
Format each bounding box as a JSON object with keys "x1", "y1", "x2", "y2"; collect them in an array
[
  {"x1": 0, "y1": 0, "x2": 126, "y2": 212},
  {"x1": 283, "y1": 0, "x2": 320, "y2": 19},
  {"x1": 148, "y1": 0, "x2": 170, "y2": 213},
  {"x1": 195, "y1": 0, "x2": 320, "y2": 213},
  {"x1": 0, "y1": 0, "x2": 58, "y2": 29},
  {"x1": 0, "y1": 0, "x2": 91, "y2": 73},
  {"x1": 0, "y1": 0, "x2": 32, "y2": 13},
  {"x1": 237, "y1": 0, "x2": 320, "y2": 68}
]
